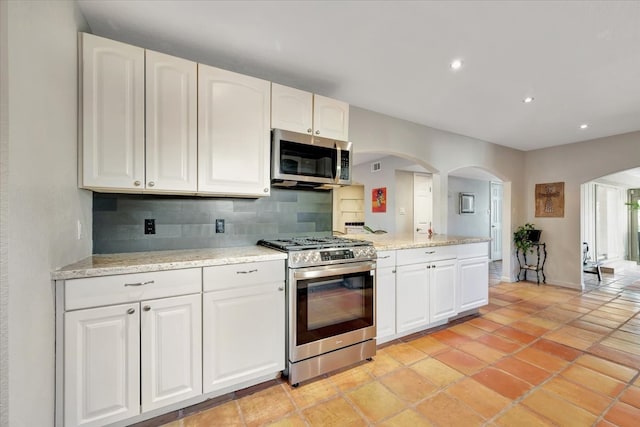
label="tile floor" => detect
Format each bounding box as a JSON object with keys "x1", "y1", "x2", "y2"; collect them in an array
[{"x1": 155, "y1": 265, "x2": 640, "y2": 427}]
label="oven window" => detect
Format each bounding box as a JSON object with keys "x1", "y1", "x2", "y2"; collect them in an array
[
  {"x1": 296, "y1": 271, "x2": 374, "y2": 345},
  {"x1": 280, "y1": 140, "x2": 336, "y2": 178}
]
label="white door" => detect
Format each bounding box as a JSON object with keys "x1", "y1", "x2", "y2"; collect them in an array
[
  {"x1": 80, "y1": 33, "x2": 145, "y2": 191},
  {"x1": 312, "y1": 94, "x2": 349, "y2": 141},
  {"x1": 396, "y1": 263, "x2": 430, "y2": 333},
  {"x1": 140, "y1": 294, "x2": 202, "y2": 412},
  {"x1": 271, "y1": 83, "x2": 313, "y2": 134},
  {"x1": 490, "y1": 182, "x2": 503, "y2": 260},
  {"x1": 65, "y1": 303, "x2": 140, "y2": 427},
  {"x1": 414, "y1": 173, "x2": 433, "y2": 237},
  {"x1": 145, "y1": 50, "x2": 197, "y2": 193},
  {"x1": 458, "y1": 256, "x2": 489, "y2": 311},
  {"x1": 429, "y1": 258, "x2": 457, "y2": 322},
  {"x1": 376, "y1": 266, "x2": 397, "y2": 343},
  {"x1": 203, "y1": 283, "x2": 285, "y2": 393},
  {"x1": 198, "y1": 64, "x2": 271, "y2": 197}
]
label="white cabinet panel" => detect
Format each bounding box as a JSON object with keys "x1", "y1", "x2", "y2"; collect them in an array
[
  {"x1": 458, "y1": 256, "x2": 489, "y2": 312},
  {"x1": 80, "y1": 33, "x2": 144, "y2": 190},
  {"x1": 376, "y1": 265, "x2": 396, "y2": 344},
  {"x1": 203, "y1": 283, "x2": 285, "y2": 393},
  {"x1": 145, "y1": 50, "x2": 197, "y2": 192},
  {"x1": 64, "y1": 303, "x2": 140, "y2": 427},
  {"x1": 312, "y1": 94, "x2": 349, "y2": 141},
  {"x1": 141, "y1": 294, "x2": 202, "y2": 411},
  {"x1": 396, "y1": 263, "x2": 430, "y2": 333},
  {"x1": 429, "y1": 259, "x2": 457, "y2": 322},
  {"x1": 271, "y1": 83, "x2": 313, "y2": 134},
  {"x1": 198, "y1": 64, "x2": 271, "y2": 197}
]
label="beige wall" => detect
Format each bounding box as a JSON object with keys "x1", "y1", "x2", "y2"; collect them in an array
[{"x1": 3, "y1": 2, "x2": 91, "y2": 425}]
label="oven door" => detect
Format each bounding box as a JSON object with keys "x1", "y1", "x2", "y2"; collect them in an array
[{"x1": 289, "y1": 260, "x2": 376, "y2": 362}]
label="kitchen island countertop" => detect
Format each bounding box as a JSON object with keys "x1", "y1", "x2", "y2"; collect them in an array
[
  {"x1": 344, "y1": 233, "x2": 491, "y2": 251},
  {"x1": 52, "y1": 246, "x2": 287, "y2": 280}
]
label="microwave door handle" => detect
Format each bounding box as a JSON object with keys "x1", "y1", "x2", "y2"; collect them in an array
[{"x1": 335, "y1": 144, "x2": 341, "y2": 182}]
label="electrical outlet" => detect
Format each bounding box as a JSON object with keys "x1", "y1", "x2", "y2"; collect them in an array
[
  {"x1": 144, "y1": 219, "x2": 156, "y2": 235},
  {"x1": 215, "y1": 219, "x2": 225, "y2": 233}
]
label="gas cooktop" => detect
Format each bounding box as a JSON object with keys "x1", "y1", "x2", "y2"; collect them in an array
[{"x1": 258, "y1": 236, "x2": 372, "y2": 251}]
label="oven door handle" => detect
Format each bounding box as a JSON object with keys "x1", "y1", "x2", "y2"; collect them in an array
[{"x1": 292, "y1": 261, "x2": 376, "y2": 280}]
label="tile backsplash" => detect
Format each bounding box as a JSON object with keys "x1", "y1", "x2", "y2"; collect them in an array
[{"x1": 92, "y1": 189, "x2": 332, "y2": 254}]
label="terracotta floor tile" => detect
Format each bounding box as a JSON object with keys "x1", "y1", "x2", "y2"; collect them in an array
[
  {"x1": 600, "y1": 336, "x2": 640, "y2": 356},
  {"x1": 541, "y1": 376, "x2": 613, "y2": 415},
  {"x1": 348, "y1": 381, "x2": 405, "y2": 422},
  {"x1": 363, "y1": 352, "x2": 403, "y2": 378},
  {"x1": 377, "y1": 409, "x2": 434, "y2": 427},
  {"x1": 611, "y1": 329, "x2": 640, "y2": 343},
  {"x1": 457, "y1": 341, "x2": 505, "y2": 363},
  {"x1": 266, "y1": 414, "x2": 307, "y2": 427},
  {"x1": 237, "y1": 385, "x2": 296, "y2": 427},
  {"x1": 448, "y1": 322, "x2": 486, "y2": 339},
  {"x1": 531, "y1": 338, "x2": 583, "y2": 361},
  {"x1": 619, "y1": 385, "x2": 640, "y2": 409},
  {"x1": 575, "y1": 354, "x2": 638, "y2": 382},
  {"x1": 327, "y1": 364, "x2": 373, "y2": 392},
  {"x1": 604, "y1": 401, "x2": 640, "y2": 427},
  {"x1": 471, "y1": 367, "x2": 532, "y2": 399},
  {"x1": 509, "y1": 320, "x2": 549, "y2": 337},
  {"x1": 493, "y1": 307, "x2": 531, "y2": 321},
  {"x1": 482, "y1": 310, "x2": 516, "y2": 325},
  {"x1": 407, "y1": 335, "x2": 451, "y2": 355},
  {"x1": 445, "y1": 378, "x2": 512, "y2": 418},
  {"x1": 475, "y1": 333, "x2": 522, "y2": 354},
  {"x1": 493, "y1": 404, "x2": 552, "y2": 427},
  {"x1": 543, "y1": 330, "x2": 595, "y2": 350},
  {"x1": 569, "y1": 319, "x2": 614, "y2": 335},
  {"x1": 522, "y1": 389, "x2": 597, "y2": 426},
  {"x1": 596, "y1": 419, "x2": 618, "y2": 427},
  {"x1": 383, "y1": 341, "x2": 428, "y2": 365},
  {"x1": 582, "y1": 314, "x2": 624, "y2": 329},
  {"x1": 561, "y1": 364, "x2": 626, "y2": 397},
  {"x1": 491, "y1": 293, "x2": 524, "y2": 303},
  {"x1": 588, "y1": 342, "x2": 640, "y2": 368},
  {"x1": 429, "y1": 329, "x2": 472, "y2": 347},
  {"x1": 494, "y1": 326, "x2": 537, "y2": 344},
  {"x1": 411, "y1": 358, "x2": 465, "y2": 387},
  {"x1": 433, "y1": 348, "x2": 487, "y2": 375},
  {"x1": 511, "y1": 300, "x2": 548, "y2": 313},
  {"x1": 302, "y1": 397, "x2": 367, "y2": 427},
  {"x1": 379, "y1": 367, "x2": 437, "y2": 403},
  {"x1": 467, "y1": 317, "x2": 503, "y2": 332},
  {"x1": 284, "y1": 377, "x2": 338, "y2": 409},
  {"x1": 178, "y1": 401, "x2": 242, "y2": 426},
  {"x1": 537, "y1": 307, "x2": 582, "y2": 323},
  {"x1": 415, "y1": 392, "x2": 485, "y2": 426},
  {"x1": 493, "y1": 357, "x2": 551, "y2": 386},
  {"x1": 514, "y1": 347, "x2": 570, "y2": 372}
]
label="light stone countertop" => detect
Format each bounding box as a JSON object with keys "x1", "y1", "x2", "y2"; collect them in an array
[
  {"x1": 344, "y1": 233, "x2": 491, "y2": 251},
  {"x1": 52, "y1": 246, "x2": 287, "y2": 280}
]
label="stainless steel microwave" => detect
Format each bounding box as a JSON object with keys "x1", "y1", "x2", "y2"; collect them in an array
[{"x1": 271, "y1": 129, "x2": 352, "y2": 188}]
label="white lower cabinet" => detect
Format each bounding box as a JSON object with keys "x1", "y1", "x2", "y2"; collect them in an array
[
  {"x1": 396, "y1": 262, "x2": 430, "y2": 334},
  {"x1": 64, "y1": 303, "x2": 140, "y2": 427},
  {"x1": 202, "y1": 261, "x2": 285, "y2": 394},
  {"x1": 375, "y1": 251, "x2": 396, "y2": 344},
  {"x1": 458, "y1": 256, "x2": 489, "y2": 312},
  {"x1": 429, "y1": 259, "x2": 457, "y2": 322}
]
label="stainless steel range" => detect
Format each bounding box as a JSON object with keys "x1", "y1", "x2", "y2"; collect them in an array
[{"x1": 258, "y1": 236, "x2": 377, "y2": 386}]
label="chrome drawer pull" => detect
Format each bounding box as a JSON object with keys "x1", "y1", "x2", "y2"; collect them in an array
[
  {"x1": 425, "y1": 251, "x2": 436, "y2": 254},
  {"x1": 236, "y1": 269, "x2": 258, "y2": 274},
  {"x1": 124, "y1": 280, "x2": 155, "y2": 287},
  {"x1": 378, "y1": 255, "x2": 390, "y2": 259}
]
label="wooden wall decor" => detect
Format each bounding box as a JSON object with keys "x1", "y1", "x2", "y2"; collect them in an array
[{"x1": 535, "y1": 182, "x2": 564, "y2": 217}]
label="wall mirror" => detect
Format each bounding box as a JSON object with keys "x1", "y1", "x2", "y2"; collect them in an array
[{"x1": 459, "y1": 192, "x2": 475, "y2": 214}]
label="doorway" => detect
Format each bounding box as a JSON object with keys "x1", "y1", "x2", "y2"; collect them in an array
[{"x1": 490, "y1": 182, "x2": 503, "y2": 261}]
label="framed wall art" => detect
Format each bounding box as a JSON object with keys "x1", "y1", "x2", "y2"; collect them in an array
[
  {"x1": 372, "y1": 187, "x2": 387, "y2": 212},
  {"x1": 459, "y1": 193, "x2": 475, "y2": 214},
  {"x1": 535, "y1": 182, "x2": 564, "y2": 217}
]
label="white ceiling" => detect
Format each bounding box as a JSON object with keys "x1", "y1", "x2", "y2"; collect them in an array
[{"x1": 77, "y1": 0, "x2": 640, "y2": 151}]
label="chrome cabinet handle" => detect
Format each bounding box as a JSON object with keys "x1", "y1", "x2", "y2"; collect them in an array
[
  {"x1": 124, "y1": 280, "x2": 155, "y2": 287},
  {"x1": 264, "y1": 188, "x2": 269, "y2": 193},
  {"x1": 315, "y1": 130, "x2": 320, "y2": 135},
  {"x1": 148, "y1": 181, "x2": 155, "y2": 187},
  {"x1": 307, "y1": 128, "x2": 313, "y2": 134},
  {"x1": 391, "y1": 269, "x2": 396, "y2": 273},
  {"x1": 236, "y1": 269, "x2": 258, "y2": 274},
  {"x1": 378, "y1": 255, "x2": 390, "y2": 259},
  {"x1": 425, "y1": 250, "x2": 436, "y2": 254},
  {"x1": 278, "y1": 286, "x2": 284, "y2": 291},
  {"x1": 143, "y1": 305, "x2": 151, "y2": 311},
  {"x1": 127, "y1": 308, "x2": 135, "y2": 315},
  {"x1": 134, "y1": 180, "x2": 141, "y2": 186}
]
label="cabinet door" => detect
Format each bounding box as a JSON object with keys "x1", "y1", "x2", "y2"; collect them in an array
[
  {"x1": 376, "y1": 266, "x2": 396, "y2": 344},
  {"x1": 65, "y1": 303, "x2": 140, "y2": 427},
  {"x1": 140, "y1": 294, "x2": 202, "y2": 412},
  {"x1": 313, "y1": 94, "x2": 349, "y2": 141},
  {"x1": 198, "y1": 64, "x2": 271, "y2": 197},
  {"x1": 458, "y1": 257, "x2": 489, "y2": 312},
  {"x1": 271, "y1": 83, "x2": 313, "y2": 134},
  {"x1": 203, "y1": 283, "x2": 285, "y2": 393},
  {"x1": 80, "y1": 33, "x2": 144, "y2": 191},
  {"x1": 429, "y1": 259, "x2": 458, "y2": 322},
  {"x1": 396, "y1": 263, "x2": 430, "y2": 333},
  {"x1": 145, "y1": 50, "x2": 197, "y2": 193}
]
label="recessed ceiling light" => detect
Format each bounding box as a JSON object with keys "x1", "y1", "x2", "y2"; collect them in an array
[
  {"x1": 523, "y1": 97, "x2": 534, "y2": 103},
  {"x1": 580, "y1": 123, "x2": 589, "y2": 129},
  {"x1": 450, "y1": 59, "x2": 463, "y2": 70}
]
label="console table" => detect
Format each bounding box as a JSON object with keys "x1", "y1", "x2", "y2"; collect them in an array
[{"x1": 517, "y1": 242, "x2": 547, "y2": 285}]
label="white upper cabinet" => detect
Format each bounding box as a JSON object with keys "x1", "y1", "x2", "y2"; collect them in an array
[
  {"x1": 271, "y1": 83, "x2": 349, "y2": 141},
  {"x1": 145, "y1": 50, "x2": 197, "y2": 193},
  {"x1": 198, "y1": 64, "x2": 271, "y2": 197},
  {"x1": 80, "y1": 33, "x2": 145, "y2": 190}
]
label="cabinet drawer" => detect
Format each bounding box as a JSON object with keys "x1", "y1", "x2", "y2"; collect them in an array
[
  {"x1": 376, "y1": 250, "x2": 396, "y2": 269},
  {"x1": 65, "y1": 268, "x2": 202, "y2": 310},
  {"x1": 396, "y1": 246, "x2": 456, "y2": 266},
  {"x1": 457, "y1": 242, "x2": 489, "y2": 259},
  {"x1": 203, "y1": 260, "x2": 284, "y2": 292}
]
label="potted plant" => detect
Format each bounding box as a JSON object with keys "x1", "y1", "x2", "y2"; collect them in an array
[{"x1": 513, "y1": 223, "x2": 541, "y2": 254}]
